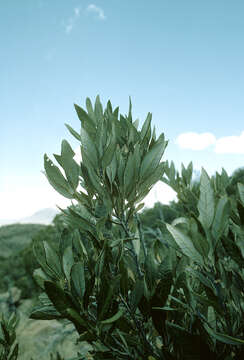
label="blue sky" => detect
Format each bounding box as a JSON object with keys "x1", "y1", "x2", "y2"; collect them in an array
[{"x1": 1, "y1": 0, "x2": 244, "y2": 219}]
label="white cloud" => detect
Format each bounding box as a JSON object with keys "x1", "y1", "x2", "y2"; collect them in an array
[
  {"x1": 143, "y1": 182, "x2": 177, "y2": 209},
  {"x1": 175, "y1": 132, "x2": 216, "y2": 150},
  {"x1": 65, "y1": 6, "x2": 81, "y2": 34},
  {"x1": 215, "y1": 131, "x2": 244, "y2": 154},
  {"x1": 176, "y1": 130, "x2": 244, "y2": 155},
  {"x1": 87, "y1": 4, "x2": 106, "y2": 20}
]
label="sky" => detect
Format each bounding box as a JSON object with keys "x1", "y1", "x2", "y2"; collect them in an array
[{"x1": 1, "y1": 0, "x2": 244, "y2": 219}]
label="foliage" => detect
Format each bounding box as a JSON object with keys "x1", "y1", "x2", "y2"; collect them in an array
[
  {"x1": 0, "y1": 312, "x2": 19, "y2": 360},
  {"x1": 7, "y1": 95, "x2": 242, "y2": 359},
  {"x1": 0, "y1": 224, "x2": 46, "y2": 259},
  {"x1": 0, "y1": 224, "x2": 61, "y2": 299}
]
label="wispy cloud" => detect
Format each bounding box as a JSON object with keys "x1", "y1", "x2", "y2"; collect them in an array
[
  {"x1": 175, "y1": 131, "x2": 244, "y2": 154},
  {"x1": 215, "y1": 131, "x2": 244, "y2": 154},
  {"x1": 175, "y1": 132, "x2": 216, "y2": 151},
  {"x1": 87, "y1": 4, "x2": 106, "y2": 20},
  {"x1": 65, "y1": 6, "x2": 81, "y2": 34}
]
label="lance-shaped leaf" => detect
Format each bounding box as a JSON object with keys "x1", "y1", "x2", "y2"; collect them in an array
[
  {"x1": 197, "y1": 168, "x2": 215, "y2": 230},
  {"x1": 140, "y1": 134, "x2": 167, "y2": 180},
  {"x1": 71, "y1": 261, "x2": 86, "y2": 301},
  {"x1": 211, "y1": 195, "x2": 229, "y2": 245},
  {"x1": 151, "y1": 256, "x2": 173, "y2": 337},
  {"x1": 129, "y1": 279, "x2": 144, "y2": 314},
  {"x1": 166, "y1": 224, "x2": 204, "y2": 264},
  {"x1": 94, "y1": 95, "x2": 103, "y2": 122},
  {"x1": 86, "y1": 97, "x2": 96, "y2": 123},
  {"x1": 97, "y1": 275, "x2": 121, "y2": 321},
  {"x1": 116, "y1": 149, "x2": 126, "y2": 188},
  {"x1": 80, "y1": 126, "x2": 98, "y2": 169},
  {"x1": 238, "y1": 182, "x2": 244, "y2": 205},
  {"x1": 101, "y1": 308, "x2": 124, "y2": 324},
  {"x1": 203, "y1": 322, "x2": 244, "y2": 345},
  {"x1": 74, "y1": 103, "x2": 96, "y2": 133},
  {"x1": 140, "y1": 112, "x2": 152, "y2": 141},
  {"x1": 57, "y1": 140, "x2": 79, "y2": 190},
  {"x1": 33, "y1": 268, "x2": 53, "y2": 290},
  {"x1": 43, "y1": 241, "x2": 63, "y2": 279},
  {"x1": 145, "y1": 243, "x2": 158, "y2": 290},
  {"x1": 44, "y1": 154, "x2": 73, "y2": 198},
  {"x1": 65, "y1": 123, "x2": 81, "y2": 141},
  {"x1": 106, "y1": 152, "x2": 117, "y2": 186},
  {"x1": 62, "y1": 246, "x2": 74, "y2": 283},
  {"x1": 33, "y1": 240, "x2": 57, "y2": 279},
  {"x1": 124, "y1": 152, "x2": 137, "y2": 197},
  {"x1": 137, "y1": 162, "x2": 165, "y2": 200},
  {"x1": 44, "y1": 281, "x2": 74, "y2": 315},
  {"x1": 30, "y1": 306, "x2": 64, "y2": 320},
  {"x1": 102, "y1": 127, "x2": 117, "y2": 169}
]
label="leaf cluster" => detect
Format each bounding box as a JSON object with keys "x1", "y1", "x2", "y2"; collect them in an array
[{"x1": 26, "y1": 97, "x2": 244, "y2": 359}]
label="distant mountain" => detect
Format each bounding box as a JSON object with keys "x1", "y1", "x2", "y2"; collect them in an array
[{"x1": 0, "y1": 208, "x2": 60, "y2": 226}]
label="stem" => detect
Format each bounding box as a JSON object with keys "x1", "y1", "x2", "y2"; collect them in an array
[
  {"x1": 120, "y1": 219, "x2": 143, "y2": 278},
  {"x1": 135, "y1": 213, "x2": 147, "y2": 259},
  {"x1": 119, "y1": 295, "x2": 161, "y2": 359}
]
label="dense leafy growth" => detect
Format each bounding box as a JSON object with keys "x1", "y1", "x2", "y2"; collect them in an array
[{"x1": 1, "y1": 97, "x2": 244, "y2": 359}]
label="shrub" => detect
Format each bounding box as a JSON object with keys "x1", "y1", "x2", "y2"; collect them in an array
[{"x1": 7, "y1": 96, "x2": 243, "y2": 359}]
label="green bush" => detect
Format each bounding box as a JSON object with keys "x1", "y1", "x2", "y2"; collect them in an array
[
  {"x1": 2, "y1": 96, "x2": 244, "y2": 359},
  {"x1": 30, "y1": 96, "x2": 244, "y2": 359}
]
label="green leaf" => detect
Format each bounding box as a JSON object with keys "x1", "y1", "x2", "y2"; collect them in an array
[
  {"x1": 9, "y1": 343, "x2": 19, "y2": 360},
  {"x1": 33, "y1": 240, "x2": 56, "y2": 279},
  {"x1": 166, "y1": 224, "x2": 204, "y2": 264},
  {"x1": 129, "y1": 279, "x2": 144, "y2": 314},
  {"x1": 60, "y1": 139, "x2": 79, "y2": 190},
  {"x1": 65, "y1": 123, "x2": 81, "y2": 141},
  {"x1": 138, "y1": 162, "x2": 165, "y2": 199},
  {"x1": 44, "y1": 281, "x2": 72, "y2": 315},
  {"x1": 101, "y1": 308, "x2": 124, "y2": 324},
  {"x1": 197, "y1": 168, "x2": 215, "y2": 230},
  {"x1": 140, "y1": 112, "x2": 152, "y2": 141},
  {"x1": 190, "y1": 229, "x2": 210, "y2": 259},
  {"x1": 30, "y1": 306, "x2": 63, "y2": 320},
  {"x1": 203, "y1": 322, "x2": 244, "y2": 345},
  {"x1": 62, "y1": 246, "x2": 74, "y2": 282},
  {"x1": 74, "y1": 103, "x2": 96, "y2": 132},
  {"x1": 211, "y1": 195, "x2": 229, "y2": 245},
  {"x1": 145, "y1": 244, "x2": 158, "y2": 290},
  {"x1": 71, "y1": 261, "x2": 86, "y2": 301},
  {"x1": 33, "y1": 268, "x2": 53, "y2": 289},
  {"x1": 43, "y1": 241, "x2": 62, "y2": 279},
  {"x1": 140, "y1": 134, "x2": 167, "y2": 180},
  {"x1": 124, "y1": 152, "x2": 136, "y2": 197},
  {"x1": 97, "y1": 275, "x2": 121, "y2": 321},
  {"x1": 86, "y1": 97, "x2": 96, "y2": 123},
  {"x1": 94, "y1": 95, "x2": 103, "y2": 122},
  {"x1": 102, "y1": 131, "x2": 117, "y2": 168},
  {"x1": 44, "y1": 154, "x2": 73, "y2": 198},
  {"x1": 116, "y1": 149, "x2": 126, "y2": 188},
  {"x1": 80, "y1": 126, "x2": 98, "y2": 169},
  {"x1": 238, "y1": 182, "x2": 244, "y2": 205},
  {"x1": 106, "y1": 152, "x2": 117, "y2": 186}
]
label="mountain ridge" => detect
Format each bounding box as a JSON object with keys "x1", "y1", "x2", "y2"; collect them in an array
[{"x1": 0, "y1": 208, "x2": 60, "y2": 226}]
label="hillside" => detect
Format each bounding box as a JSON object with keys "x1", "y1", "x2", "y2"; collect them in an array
[{"x1": 0, "y1": 223, "x2": 47, "y2": 258}]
